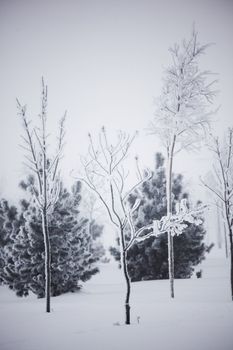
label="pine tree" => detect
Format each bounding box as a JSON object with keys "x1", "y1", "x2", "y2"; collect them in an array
[
  {"x1": 2, "y1": 181, "x2": 104, "y2": 297},
  {"x1": 0, "y1": 199, "x2": 21, "y2": 287},
  {"x1": 88, "y1": 220, "x2": 105, "y2": 263},
  {"x1": 110, "y1": 153, "x2": 208, "y2": 281},
  {"x1": 2, "y1": 199, "x2": 37, "y2": 296}
]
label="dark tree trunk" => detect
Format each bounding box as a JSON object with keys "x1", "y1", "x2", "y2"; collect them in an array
[
  {"x1": 166, "y1": 136, "x2": 176, "y2": 299},
  {"x1": 119, "y1": 224, "x2": 131, "y2": 325},
  {"x1": 229, "y1": 227, "x2": 233, "y2": 301},
  {"x1": 122, "y1": 250, "x2": 131, "y2": 325},
  {"x1": 224, "y1": 198, "x2": 233, "y2": 301},
  {"x1": 168, "y1": 233, "x2": 174, "y2": 298},
  {"x1": 42, "y1": 210, "x2": 51, "y2": 313}
]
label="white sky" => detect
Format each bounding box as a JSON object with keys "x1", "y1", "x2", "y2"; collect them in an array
[{"x1": 0, "y1": 0, "x2": 233, "y2": 218}]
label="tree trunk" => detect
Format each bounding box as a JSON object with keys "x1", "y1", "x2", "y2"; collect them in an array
[
  {"x1": 119, "y1": 226, "x2": 131, "y2": 324},
  {"x1": 230, "y1": 229, "x2": 233, "y2": 301},
  {"x1": 42, "y1": 210, "x2": 51, "y2": 313},
  {"x1": 223, "y1": 199, "x2": 233, "y2": 300},
  {"x1": 166, "y1": 136, "x2": 176, "y2": 299},
  {"x1": 168, "y1": 230, "x2": 174, "y2": 298},
  {"x1": 227, "y1": 217, "x2": 233, "y2": 300},
  {"x1": 122, "y1": 250, "x2": 131, "y2": 324}
]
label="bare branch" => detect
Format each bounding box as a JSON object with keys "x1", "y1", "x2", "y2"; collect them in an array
[
  {"x1": 123, "y1": 168, "x2": 152, "y2": 201},
  {"x1": 76, "y1": 175, "x2": 119, "y2": 228},
  {"x1": 200, "y1": 177, "x2": 225, "y2": 202}
]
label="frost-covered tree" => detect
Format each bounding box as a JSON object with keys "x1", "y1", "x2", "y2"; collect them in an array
[
  {"x1": 2, "y1": 181, "x2": 103, "y2": 297},
  {"x1": 110, "y1": 153, "x2": 208, "y2": 281},
  {"x1": 202, "y1": 128, "x2": 233, "y2": 300},
  {"x1": 17, "y1": 79, "x2": 66, "y2": 311},
  {"x1": 0, "y1": 199, "x2": 20, "y2": 286},
  {"x1": 2, "y1": 198, "x2": 34, "y2": 296},
  {"x1": 77, "y1": 128, "x2": 151, "y2": 325},
  {"x1": 149, "y1": 28, "x2": 217, "y2": 297}
]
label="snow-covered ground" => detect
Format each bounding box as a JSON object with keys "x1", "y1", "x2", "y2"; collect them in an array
[{"x1": 0, "y1": 249, "x2": 233, "y2": 350}]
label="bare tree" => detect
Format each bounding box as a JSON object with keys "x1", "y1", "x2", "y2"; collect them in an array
[
  {"x1": 77, "y1": 127, "x2": 205, "y2": 323},
  {"x1": 77, "y1": 128, "x2": 153, "y2": 324},
  {"x1": 202, "y1": 129, "x2": 233, "y2": 300},
  {"x1": 149, "y1": 27, "x2": 217, "y2": 298},
  {"x1": 17, "y1": 79, "x2": 66, "y2": 312}
]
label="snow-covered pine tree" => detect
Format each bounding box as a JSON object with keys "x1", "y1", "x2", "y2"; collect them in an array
[
  {"x1": 0, "y1": 199, "x2": 20, "y2": 287},
  {"x1": 110, "y1": 153, "x2": 208, "y2": 281},
  {"x1": 88, "y1": 220, "x2": 105, "y2": 263},
  {"x1": 2, "y1": 198, "x2": 39, "y2": 296},
  {"x1": 2, "y1": 180, "x2": 104, "y2": 297}
]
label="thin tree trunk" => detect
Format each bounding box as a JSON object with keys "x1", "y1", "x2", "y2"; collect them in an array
[
  {"x1": 42, "y1": 142, "x2": 50, "y2": 313},
  {"x1": 168, "y1": 230, "x2": 174, "y2": 298},
  {"x1": 223, "y1": 198, "x2": 233, "y2": 300},
  {"x1": 166, "y1": 136, "x2": 176, "y2": 298},
  {"x1": 122, "y1": 249, "x2": 131, "y2": 325},
  {"x1": 41, "y1": 112, "x2": 51, "y2": 312},
  {"x1": 226, "y1": 216, "x2": 233, "y2": 300},
  {"x1": 42, "y1": 210, "x2": 51, "y2": 312},
  {"x1": 119, "y1": 226, "x2": 131, "y2": 324},
  {"x1": 229, "y1": 228, "x2": 233, "y2": 301},
  {"x1": 225, "y1": 203, "x2": 233, "y2": 300}
]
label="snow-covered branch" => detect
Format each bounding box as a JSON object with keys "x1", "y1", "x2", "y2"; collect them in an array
[
  {"x1": 150, "y1": 28, "x2": 217, "y2": 152},
  {"x1": 134, "y1": 199, "x2": 206, "y2": 243},
  {"x1": 17, "y1": 80, "x2": 66, "y2": 214}
]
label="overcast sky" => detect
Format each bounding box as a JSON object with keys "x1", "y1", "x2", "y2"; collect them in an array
[{"x1": 0, "y1": 0, "x2": 233, "y2": 210}]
